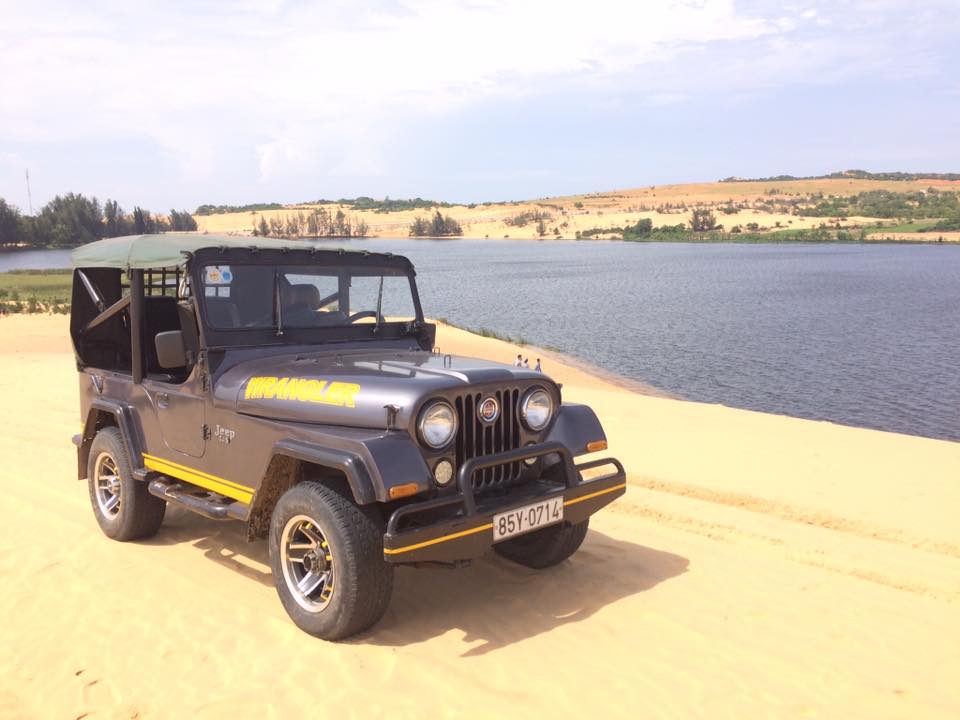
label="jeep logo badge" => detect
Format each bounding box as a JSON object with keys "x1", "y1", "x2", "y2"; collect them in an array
[{"x1": 478, "y1": 397, "x2": 499, "y2": 423}]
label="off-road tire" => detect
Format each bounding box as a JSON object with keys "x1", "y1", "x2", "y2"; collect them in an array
[
  {"x1": 268, "y1": 481, "x2": 393, "y2": 640},
  {"x1": 87, "y1": 427, "x2": 166, "y2": 541},
  {"x1": 493, "y1": 518, "x2": 589, "y2": 569}
]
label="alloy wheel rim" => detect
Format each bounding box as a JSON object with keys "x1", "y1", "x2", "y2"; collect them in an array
[
  {"x1": 280, "y1": 514, "x2": 335, "y2": 612},
  {"x1": 94, "y1": 452, "x2": 122, "y2": 518}
]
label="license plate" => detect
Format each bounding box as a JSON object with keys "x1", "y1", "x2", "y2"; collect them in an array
[{"x1": 493, "y1": 497, "x2": 564, "y2": 542}]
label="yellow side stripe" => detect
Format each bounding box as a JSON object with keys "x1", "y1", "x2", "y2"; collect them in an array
[
  {"x1": 385, "y1": 482, "x2": 626, "y2": 556},
  {"x1": 142, "y1": 455, "x2": 253, "y2": 504},
  {"x1": 142, "y1": 453, "x2": 253, "y2": 494}
]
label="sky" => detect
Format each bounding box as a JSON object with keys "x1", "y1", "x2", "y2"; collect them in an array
[{"x1": 1, "y1": 0, "x2": 958, "y2": 212}]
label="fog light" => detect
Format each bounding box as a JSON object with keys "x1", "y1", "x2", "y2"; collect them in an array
[
  {"x1": 524, "y1": 442, "x2": 538, "y2": 466},
  {"x1": 434, "y1": 459, "x2": 454, "y2": 486}
]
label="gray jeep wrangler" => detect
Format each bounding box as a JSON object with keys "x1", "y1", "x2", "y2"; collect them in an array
[{"x1": 70, "y1": 234, "x2": 625, "y2": 639}]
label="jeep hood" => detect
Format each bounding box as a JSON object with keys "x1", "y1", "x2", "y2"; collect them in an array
[{"x1": 213, "y1": 349, "x2": 548, "y2": 429}]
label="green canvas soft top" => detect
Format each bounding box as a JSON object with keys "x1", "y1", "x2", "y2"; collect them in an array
[{"x1": 70, "y1": 233, "x2": 325, "y2": 270}]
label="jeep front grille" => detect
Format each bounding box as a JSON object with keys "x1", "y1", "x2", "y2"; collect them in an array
[{"x1": 454, "y1": 389, "x2": 522, "y2": 491}]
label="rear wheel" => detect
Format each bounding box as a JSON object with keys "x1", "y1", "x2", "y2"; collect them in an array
[
  {"x1": 268, "y1": 481, "x2": 393, "y2": 640},
  {"x1": 493, "y1": 518, "x2": 589, "y2": 569},
  {"x1": 87, "y1": 427, "x2": 166, "y2": 541}
]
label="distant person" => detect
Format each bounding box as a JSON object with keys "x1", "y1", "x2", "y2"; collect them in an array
[
  {"x1": 514, "y1": 354, "x2": 522, "y2": 367},
  {"x1": 523, "y1": 357, "x2": 530, "y2": 368},
  {"x1": 535, "y1": 358, "x2": 542, "y2": 373}
]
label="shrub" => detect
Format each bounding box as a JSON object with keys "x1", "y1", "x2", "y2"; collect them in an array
[
  {"x1": 690, "y1": 209, "x2": 717, "y2": 232},
  {"x1": 409, "y1": 211, "x2": 462, "y2": 237}
]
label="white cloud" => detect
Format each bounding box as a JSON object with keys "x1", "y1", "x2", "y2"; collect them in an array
[
  {"x1": 0, "y1": 0, "x2": 956, "y2": 204},
  {"x1": 0, "y1": 1, "x2": 779, "y2": 162}
]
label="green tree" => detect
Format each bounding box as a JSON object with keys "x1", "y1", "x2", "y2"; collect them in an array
[
  {"x1": 103, "y1": 199, "x2": 129, "y2": 237},
  {"x1": 430, "y1": 210, "x2": 445, "y2": 236},
  {"x1": 258, "y1": 215, "x2": 270, "y2": 237},
  {"x1": 133, "y1": 206, "x2": 151, "y2": 234},
  {"x1": 314, "y1": 208, "x2": 331, "y2": 236},
  {"x1": 619, "y1": 218, "x2": 654, "y2": 240},
  {"x1": 334, "y1": 209, "x2": 348, "y2": 236},
  {"x1": 0, "y1": 198, "x2": 23, "y2": 247},
  {"x1": 690, "y1": 208, "x2": 717, "y2": 232},
  {"x1": 38, "y1": 193, "x2": 104, "y2": 246},
  {"x1": 285, "y1": 213, "x2": 302, "y2": 237},
  {"x1": 409, "y1": 217, "x2": 430, "y2": 236},
  {"x1": 169, "y1": 209, "x2": 198, "y2": 231}
]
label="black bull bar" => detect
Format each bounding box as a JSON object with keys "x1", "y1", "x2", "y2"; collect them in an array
[{"x1": 383, "y1": 441, "x2": 626, "y2": 564}]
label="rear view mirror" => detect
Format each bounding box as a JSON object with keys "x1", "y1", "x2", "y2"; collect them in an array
[{"x1": 155, "y1": 330, "x2": 187, "y2": 369}]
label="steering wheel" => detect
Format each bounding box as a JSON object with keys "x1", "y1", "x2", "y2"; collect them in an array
[{"x1": 348, "y1": 311, "x2": 378, "y2": 323}]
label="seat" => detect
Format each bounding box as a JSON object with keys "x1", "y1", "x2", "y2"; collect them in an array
[
  {"x1": 177, "y1": 300, "x2": 200, "y2": 357},
  {"x1": 283, "y1": 284, "x2": 347, "y2": 326},
  {"x1": 206, "y1": 299, "x2": 241, "y2": 328},
  {"x1": 143, "y1": 295, "x2": 187, "y2": 382}
]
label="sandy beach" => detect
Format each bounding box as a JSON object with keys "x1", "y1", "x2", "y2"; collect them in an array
[{"x1": 1, "y1": 314, "x2": 958, "y2": 719}]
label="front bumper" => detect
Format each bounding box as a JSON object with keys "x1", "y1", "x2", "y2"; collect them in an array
[{"x1": 383, "y1": 441, "x2": 626, "y2": 564}]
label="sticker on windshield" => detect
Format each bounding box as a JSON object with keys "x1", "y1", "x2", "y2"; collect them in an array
[{"x1": 205, "y1": 265, "x2": 233, "y2": 285}]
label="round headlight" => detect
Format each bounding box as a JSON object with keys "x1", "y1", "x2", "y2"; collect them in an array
[
  {"x1": 418, "y1": 401, "x2": 457, "y2": 448},
  {"x1": 521, "y1": 388, "x2": 553, "y2": 431}
]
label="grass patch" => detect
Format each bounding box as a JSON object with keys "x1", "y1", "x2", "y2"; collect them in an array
[
  {"x1": 436, "y1": 317, "x2": 530, "y2": 346},
  {"x1": 864, "y1": 220, "x2": 939, "y2": 234},
  {"x1": 0, "y1": 269, "x2": 72, "y2": 313}
]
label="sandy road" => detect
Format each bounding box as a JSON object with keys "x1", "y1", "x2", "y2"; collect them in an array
[{"x1": 0, "y1": 315, "x2": 958, "y2": 719}]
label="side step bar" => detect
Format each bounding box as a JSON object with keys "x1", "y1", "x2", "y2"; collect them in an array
[{"x1": 148, "y1": 478, "x2": 248, "y2": 521}]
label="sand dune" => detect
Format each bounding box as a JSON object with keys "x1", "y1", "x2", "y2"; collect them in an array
[
  {"x1": 194, "y1": 177, "x2": 960, "y2": 241},
  {"x1": 1, "y1": 315, "x2": 958, "y2": 719}
]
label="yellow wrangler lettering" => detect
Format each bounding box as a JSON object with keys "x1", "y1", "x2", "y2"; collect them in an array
[{"x1": 244, "y1": 376, "x2": 360, "y2": 408}]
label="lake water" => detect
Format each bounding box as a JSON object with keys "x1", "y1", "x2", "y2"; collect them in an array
[
  {"x1": 0, "y1": 248, "x2": 74, "y2": 271},
  {"x1": 3, "y1": 240, "x2": 958, "y2": 442}
]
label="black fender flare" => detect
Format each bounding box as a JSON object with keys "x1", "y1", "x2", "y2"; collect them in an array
[
  {"x1": 545, "y1": 403, "x2": 607, "y2": 456},
  {"x1": 261, "y1": 431, "x2": 432, "y2": 506},
  {"x1": 270, "y1": 439, "x2": 377, "y2": 505},
  {"x1": 77, "y1": 399, "x2": 145, "y2": 480}
]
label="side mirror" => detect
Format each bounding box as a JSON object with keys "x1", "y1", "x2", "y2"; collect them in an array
[{"x1": 155, "y1": 330, "x2": 187, "y2": 369}]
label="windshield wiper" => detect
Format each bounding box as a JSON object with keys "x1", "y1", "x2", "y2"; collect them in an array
[
  {"x1": 274, "y1": 270, "x2": 284, "y2": 336},
  {"x1": 374, "y1": 274, "x2": 384, "y2": 333}
]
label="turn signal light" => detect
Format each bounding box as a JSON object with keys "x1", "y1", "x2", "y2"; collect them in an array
[
  {"x1": 586, "y1": 440, "x2": 608, "y2": 452},
  {"x1": 389, "y1": 483, "x2": 421, "y2": 500}
]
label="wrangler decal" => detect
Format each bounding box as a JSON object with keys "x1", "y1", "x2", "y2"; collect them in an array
[{"x1": 244, "y1": 376, "x2": 361, "y2": 408}]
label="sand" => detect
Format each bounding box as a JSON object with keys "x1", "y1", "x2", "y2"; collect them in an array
[
  {"x1": 1, "y1": 314, "x2": 958, "y2": 719},
  {"x1": 193, "y1": 178, "x2": 960, "y2": 242}
]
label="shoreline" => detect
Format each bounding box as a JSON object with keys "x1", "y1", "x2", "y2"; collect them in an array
[
  {"x1": 432, "y1": 319, "x2": 677, "y2": 400},
  {"x1": 4, "y1": 233, "x2": 960, "y2": 258}
]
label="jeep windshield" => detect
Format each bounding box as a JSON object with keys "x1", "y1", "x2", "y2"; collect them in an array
[{"x1": 197, "y1": 263, "x2": 420, "y2": 335}]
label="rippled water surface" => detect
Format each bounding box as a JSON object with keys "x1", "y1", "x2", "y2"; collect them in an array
[{"x1": 4, "y1": 240, "x2": 958, "y2": 441}]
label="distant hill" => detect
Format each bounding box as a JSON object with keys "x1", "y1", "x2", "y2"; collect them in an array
[{"x1": 720, "y1": 170, "x2": 960, "y2": 183}]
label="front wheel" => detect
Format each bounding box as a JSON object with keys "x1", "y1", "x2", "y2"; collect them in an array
[
  {"x1": 268, "y1": 481, "x2": 393, "y2": 640},
  {"x1": 87, "y1": 427, "x2": 166, "y2": 541},
  {"x1": 493, "y1": 519, "x2": 589, "y2": 569}
]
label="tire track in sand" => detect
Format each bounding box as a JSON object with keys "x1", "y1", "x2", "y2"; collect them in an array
[
  {"x1": 609, "y1": 483, "x2": 960, "y2": 603},
  {"x1": 628, "y1": 475, "x2": 960, "y2": 560}
]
